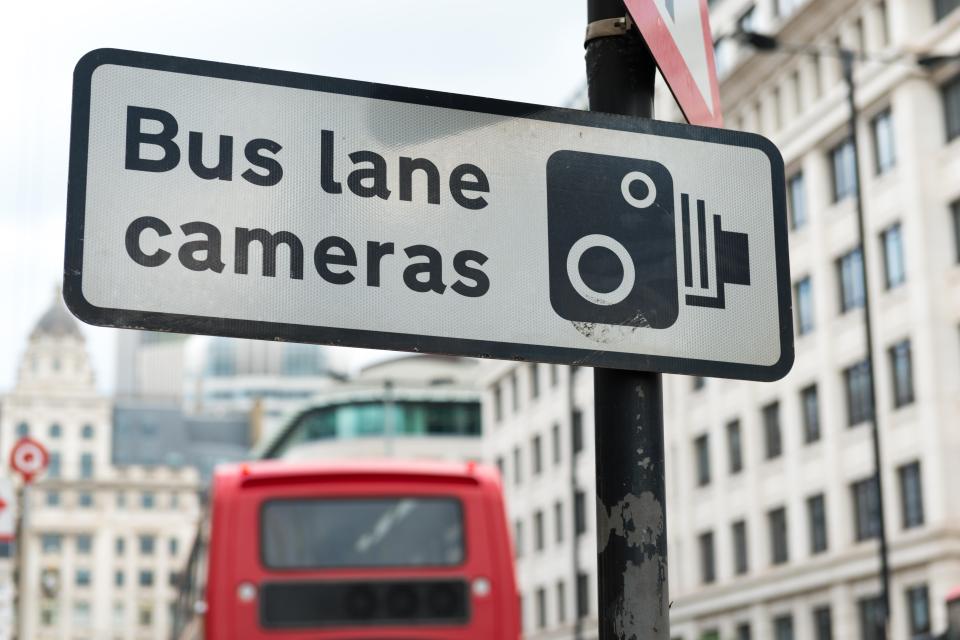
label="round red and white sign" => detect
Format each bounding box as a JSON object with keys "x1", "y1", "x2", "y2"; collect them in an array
[{"x1": 10, "y1": 437, "x2": 49, "y2": 483}]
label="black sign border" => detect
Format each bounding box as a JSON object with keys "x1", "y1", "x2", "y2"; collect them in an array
[{"x1": 65, "y1": 48, "x2": 794, "y2": 382}]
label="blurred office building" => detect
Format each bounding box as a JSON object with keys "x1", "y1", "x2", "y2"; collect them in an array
[
  {"x1": 116, "y1": 330, "x2": 346, "y2": 444},
  {"x1": 0, "y1": 294, "x2": 201, "y2": 640},
  {"x1": 493, "y1": 1, "x2": 960, "y2": 638}
]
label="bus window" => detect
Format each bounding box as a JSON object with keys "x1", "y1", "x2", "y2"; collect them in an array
[{"x1": 261, "y1": 497, "x2": 464, "y2": 569}]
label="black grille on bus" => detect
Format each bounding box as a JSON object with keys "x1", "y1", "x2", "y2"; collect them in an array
[{"x1": 260, "y1": 579, "x2": 469, "y2": 628}]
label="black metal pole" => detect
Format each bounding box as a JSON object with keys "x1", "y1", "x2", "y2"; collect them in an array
[
  {"x1": 842, "y1": 51, "x2": 891, "y2": 636},
  {"x1": 585, "y1": 2, "x2": 669, "y2": 638}
]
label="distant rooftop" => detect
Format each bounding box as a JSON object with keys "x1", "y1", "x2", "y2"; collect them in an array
[{"x1": 31, "y1": 288, "x2": 83, "y2": 340}]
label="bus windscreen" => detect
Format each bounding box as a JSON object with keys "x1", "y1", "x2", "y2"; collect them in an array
[{"x1": 261, "y1": 497, "x2": 465, "y2": 569}]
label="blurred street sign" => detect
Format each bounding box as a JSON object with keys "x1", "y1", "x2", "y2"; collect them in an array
[
  {"x1": 625, "y1": 0, "x2": 723, "y2": 127},
  {"x1": 0, "y1": 479, "x2": 13, "y2": 541},
  {"x1": 9, "y1": 438, "x2": 48, "y2": 484},
  {"x1": 65, "y1": 49, "x2": 791, "y2": 381}
]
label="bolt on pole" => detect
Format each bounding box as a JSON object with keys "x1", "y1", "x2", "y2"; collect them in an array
[{"x1": 585, "y1": 2, "x2": 670, "y2": 638}]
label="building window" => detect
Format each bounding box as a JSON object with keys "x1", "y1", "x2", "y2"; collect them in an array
[
  {"x1": 536, "y1": 586, "x2": 547, "y2": 629},
  {"x1": 170, "y1": 537, "x2": 179, "y2": 556},
  {"x1": 774, "y1": 614, "x2": 794, "y2": 640},
  {"x1": 844, "y1": 360, "x2": 874, "y2": 427},
  {"x1": 732, "y1": 520, "x2": 748, "y2": 575},
  {"x1": 81, "y1": 424, "x2": 94, "y2": 439},
  {"x1": 116, "y1": 537, "x2": 125, "y2": 555},
  {"x1": 727, "y1": 420, "x2": 743, "y2": 474},
  {"x1": 871, "y1": 109, "x2": 896, "y2": 174},
  {"x1": 808, "y1": 493, "x2": 828, "y2": 554},
  {"x1": 830, "y1": 137, "x2": 858, "y2": 202},
  {"x1": 74, "y1": 601, "x2": 91, "y2": 628},
  {"x1": 495, "y1": 456, "x2": 504, "y2": 480},
  {"x1": 769, "y1": 507, "x2": 788, "y2": 565},
  {"x1": 138, "y1": 603, "x2": 153, "y2": 626},
  {"x1": 574, "y1": 490, "x2": 587, "y2": 536},
  {"x1": 838, "y1": 247, "x2": 865, "y2": 313},
  {"x1": 801, "y1": 384, "x2": 821, "y2": 443},
  {"x1": 899, "y1": 461, "x2": 925, "y2": 529},
  {"x1": 75, "y1": 568, "x2": 91, "y2": 587},
  {"x1": 46, "y1": 491, "x2": 60, "y2": 507},
  {"x1": 692, "y1": 376, "x2": 706, "y2": 391},
  {"x1": 858, "y1": 596, "x2": 885, "y2": 640},
  {"x1": 554, "y1": 501, "x2": 564, "y2": 544},
  {"x1": 814, "y1": 606, "x2": 833, "y2": 640},
  {"x1": 49, "y1": 423, "x2": 61, "y2": 439},
  {"x1": 512, "y1": 447, "x2": 522, "y2": 486},
  {"x1": 78, "y1": 491, "x2": 93, "y2": 508},
  {"x1": 714, "y1": 37, "x2": 735, "y2": 77},
  {"x1": 788, "y1": 172, "x2": 807, "y2": 229},
  {"x1": 15, "y1": 422, "x2": 29, "y2": 438},
  {"x1": 576, "y1": 572, "x2": 590, "y2": 618},
  {"x1": 41, "y1": 534, "x2": 62, "y2": 553},
  {"x1": 79, "y1": 453, "x2": 94, "y2": 479},
  {"x1": 699, "y1": 531, "x2": 716, "y2": 584},
  {"x1": 936, "y1": 0, "x2": 960, "y2": 21},
  {"x1": 76, "y1": 534, "x2": 92, "y2": 555},
  {"x1": 906, "y1": 584, "x2": 931, "y2": 637},
  {"x1": 534, "y1": 510, "x2": 545, "y2": 552},
  {"x1": 552, "y1": 423, "x2": 561, "y2": 466},
  {"x1": 514, "y1": 520, "x2": 523, "y2": 558},
  {"x1": 510, "y1": 371, "x2": 519, "y2": 412},
  {"x1": 141, "y1": 492, "x2": 155, "y2": 509},
  {"x1": 695, "y1": 434, "x2": 711, "y2": 486},
  {"x1": 763, "y1": 402, "x2": 782, "y2": 459},
  {"x1": 852, "y1": 477, "x2": 882, "y2": 541},
  {"x1": 737, "y1": 622, "x2": 752, "y2": 640},
  {"x1": 529, "y1": 364, "x2": 540, "y2": 400},
  {"x1": 556, "y1": 580, "x2": 566, "y2": 624},
  {"x1": 137, "y1": 569, "x2": 154, "y2": 588},
  {"x1": 889, "y1": 339, "x2": 914, "y2": 408},
  {"x1": 139, "y1": 535, "x2": 155, "y2": 555},
  {"x1": 550, "y1": 364, "x2": 559, "y2": 387},
  {"x1": 115, "y1": 570, "x2": 124, "y2": 587},
  {"x1": 531, "y1": 435, "x2": 542, "y2": 476},
  {"x1": 40, "y1": 603, "x2": 57, "y2": 626},
  {"x1": 492, "y1": 384, "x2": 502, "y2": 423},
  {"x1": 47, "y1": 452, "x2": 60, "y2": 478},
  {"x1": 795, "y1": 276, "x2": 814, "y2": 335},
  {"x1": 572, "y1": 409, "x2": 584, "y2": 454},
  {"x1": 881, "y1": 223, "x2": 906, "y2": 289},
  {"x1": 945, "y1": 74, "x2": 960, "y2": 141}
]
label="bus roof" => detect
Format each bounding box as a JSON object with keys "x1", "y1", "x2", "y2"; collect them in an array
[{"x1": 215, "y1": 459, "x2": 499, "y2": 489}]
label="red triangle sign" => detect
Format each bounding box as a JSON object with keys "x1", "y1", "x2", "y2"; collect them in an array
[{"x1": 625, "y1": 0, "x2": 723, "y2": 128}]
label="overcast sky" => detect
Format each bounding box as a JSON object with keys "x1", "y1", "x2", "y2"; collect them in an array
[{"x1": 0, "y1": 0, "x2": 588, "y2": 392}]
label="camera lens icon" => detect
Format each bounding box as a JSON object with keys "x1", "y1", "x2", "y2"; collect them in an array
[
  {"x1": 547, "y1": 151, "x2": 679, "y2": 330},
  {"x1": 565, "y1": 172, "x2": 656, "y2": 307}
]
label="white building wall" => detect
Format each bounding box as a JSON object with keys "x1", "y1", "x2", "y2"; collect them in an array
[
  {"x1": 484, "y1": 1, "x2": 960, "y2": 639},
  {"x1": 1, "y1": 297, "x2": 202, "y2": 640}
]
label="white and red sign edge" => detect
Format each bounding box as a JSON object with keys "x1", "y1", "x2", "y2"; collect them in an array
[{"x1": 625, "y1": 0, "x2": 724, "y2": 128}]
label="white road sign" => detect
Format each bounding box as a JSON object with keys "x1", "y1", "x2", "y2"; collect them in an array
[{"x1": 66, "y1": 49, "x2": 792, "y2": 381}]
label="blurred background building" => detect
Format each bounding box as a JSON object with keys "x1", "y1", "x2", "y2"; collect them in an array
[
  {"x1": 0, "y1": 294, "x2": 202, "y2": 640},
  {"x1": 488, "y1": 0, "x2": 960, "y2": 638}
]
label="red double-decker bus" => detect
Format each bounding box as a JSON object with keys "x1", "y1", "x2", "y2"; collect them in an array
[{"x1": 173, "y1": 459, "x2": 520, "y2": 639}]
